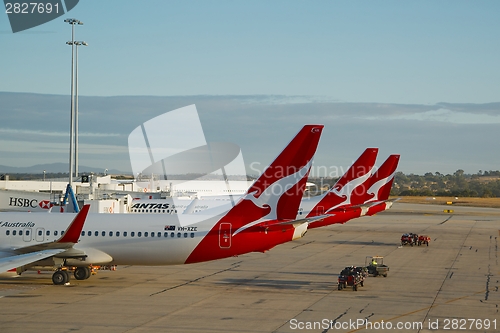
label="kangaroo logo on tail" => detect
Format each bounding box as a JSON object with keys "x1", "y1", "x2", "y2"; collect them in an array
[
  {"x1": 307, "y1": 148, "x2": 378, "y2": 217},
  {"x1": 365, "y1": 154, "x2": 400, "y2": 202}
]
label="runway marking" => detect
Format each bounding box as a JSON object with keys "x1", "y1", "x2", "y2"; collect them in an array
[
  {"x1": 149, "y1": 263, "x2": 241, "y2": 296},
  {"x1": 438, "y1": 215, "x2": 453, "y2": 224},
  {"x1": 346, "y1": 290, "x2": 486, "y2": 333},
  {"x1": 292, "y1": 241, "x2": 315, "y2": 249}
]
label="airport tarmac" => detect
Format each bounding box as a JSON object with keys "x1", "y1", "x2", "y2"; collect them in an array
[{"x1": 0, "y1": 203, "x2": 498, "y2": 333}]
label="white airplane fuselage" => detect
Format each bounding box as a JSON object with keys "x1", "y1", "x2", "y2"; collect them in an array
[{"x1": 0, "y1": 210, "x2": 302, "y2": 267}]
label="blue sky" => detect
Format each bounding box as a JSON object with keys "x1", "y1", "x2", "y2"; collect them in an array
[
  {"x1": 1, "y1": 1, "x2": 499, "y2": 103},
  {"x1": 1, "y1": 1, "x2": 500, "y2": 175}
]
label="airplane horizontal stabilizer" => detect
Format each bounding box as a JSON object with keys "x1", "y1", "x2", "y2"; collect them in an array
[{"x1": 273, "y1": 214, "x2": 335, "y2": 226}]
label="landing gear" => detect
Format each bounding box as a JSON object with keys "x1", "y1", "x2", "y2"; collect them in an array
[
  {"x1": 52, "y1": 270, "x2": 70, "y2": 285},
  {"x1": 74, "y1": 267, "x2": 91, "y2": 280}
]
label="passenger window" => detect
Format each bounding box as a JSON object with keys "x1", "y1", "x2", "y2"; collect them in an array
[
  {"x1": 109, "y1": 231, "x2": 113, "y2": 237},
  {"x1": 164, "y1": 232, "x2": 168, "y2": 237},
  {"x1": 123, "y1": 231, "x2": 128, "y2": 237},
  {"x1": 6, "y1": 230, "x2": 10, "y2": 236},
  {"x1": 171, "y1": 232, "x2": 174, "y2": 238},
  {"x1": 190, "y1": 233, "x2": 194, "y2": 238},
  {"x1": 19, "y1": 230, "x2": 23, "y2": 236},
  {"x1": 95, "y1": 231, "x2": 98, "y2": 236},
  {"x1": 87, "y1": 231, "x2": 92, "y2": 236},
  {"x1": 157, "y1": 232, "x2": 161, "y2": 237},
  {"x1": 184, "y1": 233, "x2": 187, "y2": 238},
  {"x1": 151, "y1": 232, "x2": 154, "y2": 237},
  {"x1": 26, "y1": 230, "x2": 30, "y2": 236},
  {"x1": 131, "y1": 232, "x2": 135, "y2": 237},
  {"x1": 46, "y1": 230, "x2": 50, "y2": 236},
  {"x1": 13, "y1": 230, "x2": 17, "y2": 236},
  {"x1": 54, "y1": 231, "x2": 58, "y2": 236},
  {"x1": 116, "y1": 231, "x2": 120, "y2": 237},
  {"x1": 102, "y1": 231, "x2": 105, "y2": 236},
  {"x1": 38, "y1": 230, "x2": 42, "y2": 236},
  {"x1": 138, "y1": 232, "x2": 142, "y2": 237},
  {"x1": 61, "y1": 231, "x2": 64, "y2": 235},
  {"x1": 144, "y1": 232, "x2": 149, "y2": 237},
  {"x1": 177, "y1": 232, "x2": 181, "y2": 238},
  {"x1": 81, "y1": 231, "x2": 85, "y2": 236}
]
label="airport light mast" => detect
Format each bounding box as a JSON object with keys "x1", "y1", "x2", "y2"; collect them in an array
[
  {"x1": 64, "y1": 18, "x2": 83, "y2": 188},
  {"x1": 74, "y1": 41, "x2": 88, "y2": 178}
]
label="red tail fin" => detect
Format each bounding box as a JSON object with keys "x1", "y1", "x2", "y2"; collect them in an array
[
  {"x1": 224, "y1": 125, "x2": 323, "y2": 233},
  {"x1": 366, "y1": 154, "x2": 400, "y2": 201},
  {"x1": 185, "y1": 125, "x2": 323, "y2": 264},
  {"x1": 307, "y1": 148, "x2": 378, "y2": 216}
]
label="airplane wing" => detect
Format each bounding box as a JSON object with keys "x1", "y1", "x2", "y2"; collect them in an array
[
  {"x1": 14, "y1": 204, "x2": 90, "y2": 254},
  {"x1": 0, "y1": 249, "x2": 66, "y2": 273},
  {"x1": 0, "y1": 205, "x2": 91, "y2": 273}
]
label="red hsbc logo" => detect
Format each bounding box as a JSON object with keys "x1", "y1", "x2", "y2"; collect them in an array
[{"x1": 39, "y1": 200, "x2": 53, "y2": 209}]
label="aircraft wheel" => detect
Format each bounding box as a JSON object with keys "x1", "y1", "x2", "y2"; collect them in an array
[
  {"x1": 62, "y1": 270, "x2": 70, "y2": 283},
  {"x1": 84, "y1": 267, "x2": 91, "y2": 279},
  {"x1": 74, "y1": 267, "x2": 91, "y2": 280},
  {"x1": 52, "y1": 271, "x2": 69, "y2": 285}
]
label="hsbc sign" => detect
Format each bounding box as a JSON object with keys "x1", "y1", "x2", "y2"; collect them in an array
[
  {"x1": 9, "y1": 197, "x2": 38, "y2": 208},
  {"x1": 8, "y1": 197, "x2": 55, "y2": 209}
]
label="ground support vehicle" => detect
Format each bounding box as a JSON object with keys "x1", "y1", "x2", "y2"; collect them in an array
[
  {"x1": 337, "y1": 266, "x2": 364, "y2": 291},
  {"x1": 401, "y1": 233, "x2": 418, "y2": 246},
  {"x1": 418, "y1": 235, "x2": 431, "y2": 246},
  {"x1": 365, "y1": 256, "x2": 389, "y2": 277}
]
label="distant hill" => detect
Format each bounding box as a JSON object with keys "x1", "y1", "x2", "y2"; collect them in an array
[{"x1": 0, "y1": 163, "x2": 126, "y2": 175}]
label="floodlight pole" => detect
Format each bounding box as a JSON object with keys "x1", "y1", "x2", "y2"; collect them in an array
[
  {"x1": 75, "y1": 41, "x2": 88, "y2": 178},
  {"x1": 64, "y1": 18, "x2": 83, "y2": 187},
  {"x1": 75, "y1": 40, "x2": 78, "y2": 179}
]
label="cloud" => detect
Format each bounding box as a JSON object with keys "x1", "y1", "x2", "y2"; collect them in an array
[
  {"x1": 437, "y1": 102, "x2": 500, "y2": 116},
  {"x1": 236, "y1": 95, "x2": 341, "y2": 105},
  {"x1": 1, "y1": 92, "x2": 499, "y2": 174},
  {"x1": 0, "y1": 139, "x2": 127, "y2": 154},
  {"x1": 359, "y1": 108, "x2": 500, "y2": 124},
  {"x1": 0, "y1": 128, "x2": 121, "y2": 137}
]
